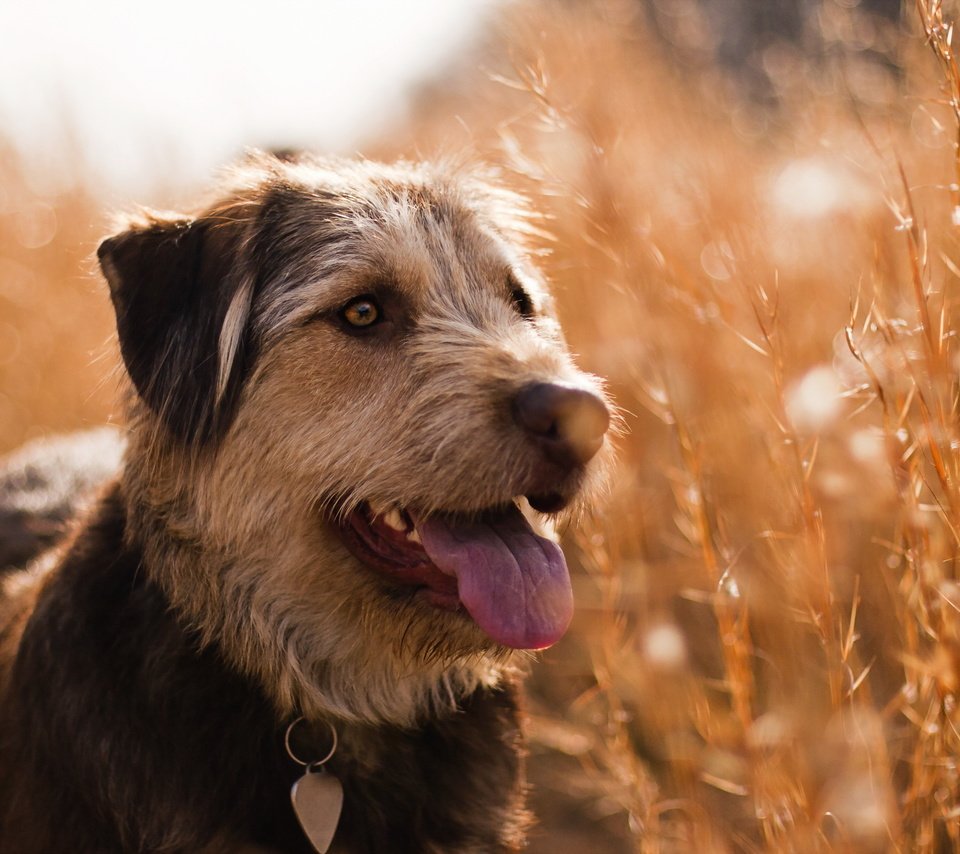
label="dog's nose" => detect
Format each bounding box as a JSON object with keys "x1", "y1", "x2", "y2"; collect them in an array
[{"x1": 513, "y1": 382, "x2": 610, "y2": 467}]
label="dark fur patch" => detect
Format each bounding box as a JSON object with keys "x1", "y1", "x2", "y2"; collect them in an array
[{"x1": 99, "y1": 217, "x2": 255, "y2": 445}]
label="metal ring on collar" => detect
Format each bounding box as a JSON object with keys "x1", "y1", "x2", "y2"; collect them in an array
[{"x1": 284, "y1": 716, "x2": 339, "y2": 768}]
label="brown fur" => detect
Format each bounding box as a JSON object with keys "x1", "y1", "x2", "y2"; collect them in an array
[{"x1": 0, "y1": 151, "x2": 612, "y2": 853}]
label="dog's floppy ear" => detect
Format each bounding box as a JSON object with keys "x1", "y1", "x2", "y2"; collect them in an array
[{"x1": 98, "y1": 211, "x2": 255, "y2": 445}]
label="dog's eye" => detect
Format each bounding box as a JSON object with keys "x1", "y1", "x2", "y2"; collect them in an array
[
  {"x1": 340, "y1": 296, "x2": 381, "y2": 328},
  {"x1": 509, "y1": 282, "x2": 535, "y2": 320}
]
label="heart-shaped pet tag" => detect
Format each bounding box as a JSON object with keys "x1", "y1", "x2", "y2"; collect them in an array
[{"x1": 291, "y1": 769, "x2": 344, "y2": 853}]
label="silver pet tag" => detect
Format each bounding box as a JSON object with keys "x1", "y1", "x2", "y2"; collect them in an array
[
  {"x1": 285, "y1": 717, "x2": 343, "y2": 854},
  {"x1": 291, "y1": 767, "x2": 344, "y2": 854}
]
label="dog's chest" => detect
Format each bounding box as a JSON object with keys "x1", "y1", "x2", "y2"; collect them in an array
[{"x1": 321, "y1": 690, "x2": 525, "y2": 853}]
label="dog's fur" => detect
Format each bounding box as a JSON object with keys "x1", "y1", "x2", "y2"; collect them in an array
[{"x1": 0, "y1": 152, "x2": 611, "y2": 853}]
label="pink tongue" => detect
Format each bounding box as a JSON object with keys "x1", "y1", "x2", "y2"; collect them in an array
[{"x1": 411, "y1": 505, "x2": 573, "y2": 650}]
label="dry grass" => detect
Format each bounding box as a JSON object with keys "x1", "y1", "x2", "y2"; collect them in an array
[
  {"x1": 0, "y1": 144, "x2": 116, "y2": 453},
  {"x1": 5, "y1": 0, "x2": 960, "y2": 850}
]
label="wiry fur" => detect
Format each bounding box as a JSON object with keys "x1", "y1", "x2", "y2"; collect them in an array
[{"x1": 0, "y1": 151, "x2": 613, "y2": 853}]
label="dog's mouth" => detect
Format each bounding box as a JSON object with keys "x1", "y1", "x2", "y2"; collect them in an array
[{"x1": 338, "y1": 499, "x2": 573, "y2": 651}]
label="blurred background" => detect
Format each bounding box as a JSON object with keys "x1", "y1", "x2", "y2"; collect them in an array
[{"x1": 5, "y1": 0, "x2": 960, "y2": 850}]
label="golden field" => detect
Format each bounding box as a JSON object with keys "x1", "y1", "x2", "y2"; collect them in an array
[{"x1": 4, "y1": 1, "x2": 960, "y2": 850}]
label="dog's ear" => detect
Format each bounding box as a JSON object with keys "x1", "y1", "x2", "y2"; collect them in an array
[{"x1": 98, "y1": 211, "x2": 255, "y2": 445}]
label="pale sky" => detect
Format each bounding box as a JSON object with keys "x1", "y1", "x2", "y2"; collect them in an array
[{"x1": 0, "y1": 0, "x2": 499, "y2": 194}]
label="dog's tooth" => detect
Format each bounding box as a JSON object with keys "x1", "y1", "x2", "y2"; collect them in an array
[
  {"x1": 383, "y1": 509, "x2": 405, "y2": 531},
  {"x1": 406, "y1": 528, "x2": 422, "y2": 544}
]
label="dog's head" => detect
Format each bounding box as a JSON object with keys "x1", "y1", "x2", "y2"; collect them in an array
[{"x1": 99, "y1": 152, "x2": 614, "y2": 724}]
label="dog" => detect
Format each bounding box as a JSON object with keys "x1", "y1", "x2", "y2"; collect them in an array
[{"x1": 0, "y1": 151, "x2": 612, "y2": 853}]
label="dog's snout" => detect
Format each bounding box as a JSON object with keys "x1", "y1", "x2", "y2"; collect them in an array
[{"x1": 513, "y1": 382, "x2": 610, "y2": 466}]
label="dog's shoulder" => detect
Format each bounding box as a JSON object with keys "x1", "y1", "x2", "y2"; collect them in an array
[{"x1": 1, "y1": 480, "x2": 299, "y2": 852}]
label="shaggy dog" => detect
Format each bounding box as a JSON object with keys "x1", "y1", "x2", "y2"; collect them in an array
[{"x1": 0, "y1": 152, "x2": 612, "y2": 853}]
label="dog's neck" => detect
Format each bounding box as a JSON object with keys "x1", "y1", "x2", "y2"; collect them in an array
[{"x1": 118, "y1": 437, "x2": 519, "y2": 729}]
